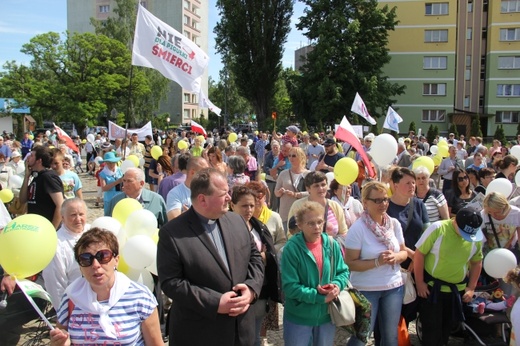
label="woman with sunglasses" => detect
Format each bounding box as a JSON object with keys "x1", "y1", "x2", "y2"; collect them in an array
[
  {"x1": 230, "y1": 185, "x2": 282, "y2": 346},
  {"x1": 275, "y1": 147, "x2": 310, "y2": 232},
  {"x1": 447, "y1": 170, "x2": 476, "y2": 217},
  {"x1": 345, "y1": 181, "x2": 407, "y2": 346},
  {"x1": 50, "y1": 228, "x2": 163, "y2": 346}
]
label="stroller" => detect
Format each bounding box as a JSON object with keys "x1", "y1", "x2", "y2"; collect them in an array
[{"x1": 416, "y1": 280, "x2": 512, "y2": 345}]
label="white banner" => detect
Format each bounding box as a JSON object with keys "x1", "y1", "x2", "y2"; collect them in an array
[
  {"x1": 132, "y1": 5, "x2": 209, "y2": 93},
  {"x1": 383, "y1": 106, "x2": 403, "y2": 133},
  {"x1": 108, "y1": 121, "x2": 153, "y2": 141},
  {"x1": 351, "y1": 92, "x2": 377, "y2": 125},
  {"x1": 199, "y1": 90, "x2": 222, "y2": 116}
]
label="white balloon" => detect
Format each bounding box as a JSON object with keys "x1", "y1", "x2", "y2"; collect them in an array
[
  {"x1": 146, "y1": 257, "x2": 158, "y2": 276},
  {"x1": 371, "y1": 134, "x2": 398, "y2": 166},
  {"x1": 91, "y1": 216, "x2": 122, "y2": 237},
  {"x1": 87, "y1": 134, "x2": 95, "y2": 144},
  {"x1": 486, "y1": 178, "x2": 513, "y2": 197},
  {"x1": 516, "y1": 171, "x2": 520, "y2": 186},
  {"x1": 139, "y1": 158, "x2": 145, "y2": 167},
  {"x1": 126, "y1": 268, "x2": 154, "y2": 291},
  {"x1": 94, "y1": 156, "x2": 103, "y2": 165},
  {"x1": 117, "y1": 226, "x2": 128, "y2": 249},
  {"x1": 511, "y1": 145, "x2": 520, "y2": 160},
  {"x1": 325, "y1": 172, "x2": 335, "y2": 186},
  {"x1": 309, "y1": 161, "x2": 318, "y2": 172},
  {"x1": 248, "y1": 139, "x2": 253, "y2": 146},
  {"x1": 9, "y1": 175, "x2": 23, "y2": 189},
  {"x1": 120, "y1": 160, "x2": 135, "y2": 173},
  {"x1": 125, "y1": 209, "x2": 158, "y2": 237},
  {"x1": 45, "y1": 130, "x2": 51, "y2": 137},
  {"x1": 430, "y1": 145, "x2": 438, "y2": 155},
  {"x1": 122, "y1": 235, "x2": 157, "y2": 269},
  {"x1": 483, "y1": 248, "x2": 517, "y2": 279}
]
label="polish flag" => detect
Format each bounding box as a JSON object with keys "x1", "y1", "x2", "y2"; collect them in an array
[
  {"x1": 191, "y1": 120, "x2": 207, "y2": 137},
  {"x1": 351, "y1": 93, "x2": 377, "y2": 125},
  {"x1": 54, "y1": 123, "x2": 80, "y2": 153},
  {"x1": 335, "y1": 116, "x2": 376, "y2": 178}
]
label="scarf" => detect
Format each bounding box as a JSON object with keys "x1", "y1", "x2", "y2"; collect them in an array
[
  {"x1": 101, "y1": 165, "x2": 117, "y2": 177},
  {"x1": 65, "y1": 271, "x2": 131, "y2": 339},
  {"x1": 361, "y1": 210, "x2": 394, "y2": 251},
  {"x1": 257, "y1": 205, "x2": 272, "y2": 224}
]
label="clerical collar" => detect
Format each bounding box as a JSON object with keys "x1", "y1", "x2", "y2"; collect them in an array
[{"x1": 194, "y1": 210, "x2": 217, "y2": 224}]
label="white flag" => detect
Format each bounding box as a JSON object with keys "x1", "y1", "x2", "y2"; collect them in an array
[
  {"x1": 199, "y1": 90, "x2": 222, "y2": 117},
  {"x1": 132, "y1": 5, "x2": 209, "y2": 93},
  {"x1": 383, "y1": 106, "x2": 403, "y2": 133},
  {"x1": 351, "y1": 92, "x2": 377, "y2": 125}
]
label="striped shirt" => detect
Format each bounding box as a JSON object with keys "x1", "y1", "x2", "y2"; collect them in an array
[
  {"x1": 57, "y1": 281, "x2": 157, "y2": 345},
  {"x1": 420, "y1": 188, "x2": 447, "y2": 223}
]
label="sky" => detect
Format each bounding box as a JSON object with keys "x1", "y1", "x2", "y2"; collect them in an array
[{"x1": 0, "y1": 0, "x2": 309, "y2": 81}]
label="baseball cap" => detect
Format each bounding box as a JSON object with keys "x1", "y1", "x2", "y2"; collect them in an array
[
  {"x1": 323, "y1": 138, "x2": 336, "y2": 147},
  {"x1": 286, "y1": 125, "x2": 300, "y2": 134},
  {"x1": 455, "y1": 207, "x2": 483, "y2": 242},
  {"x1": 11, "y1": 151, "x2": 21, "y2": 158}
]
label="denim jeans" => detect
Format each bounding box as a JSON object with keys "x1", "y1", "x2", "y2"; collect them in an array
[
  {"x1": 283, "y1": 317, "x2": 336, "y2": 346},
  {"x1": 252, "y1": 299, "x2": 268, "y2": 346},
  {"x1": 347, "y1": 286, "x2": 404, "y2": 346}
]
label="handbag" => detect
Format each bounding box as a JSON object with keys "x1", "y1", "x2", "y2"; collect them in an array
[
  {"x1": 401, "y1": 268, "x2": 417, "y2": 305},
  {"x1": 327, "y1": 237, "x2": 356, "y2": 326}
]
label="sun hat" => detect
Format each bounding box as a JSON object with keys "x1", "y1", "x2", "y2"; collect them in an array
[{"x1": 100, "y1": 151, "x2": 121, "y2": 163}]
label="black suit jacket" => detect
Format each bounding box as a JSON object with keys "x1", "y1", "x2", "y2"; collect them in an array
[{"x1": 157, "y1": 208, "x2": 264, "y2": 346}]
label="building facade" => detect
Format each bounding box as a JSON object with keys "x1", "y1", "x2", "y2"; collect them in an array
[
  {"x1": 67, "y1": 0, "x2": 209, "y2": 125},
  {"x1": 382, "y1": 0, "x2": 520, "y2": 137}
]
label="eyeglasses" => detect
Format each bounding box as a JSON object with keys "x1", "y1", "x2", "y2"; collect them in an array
[
  {"x1": 78, "y1": 250, "x2": 115, "y2": 267},
  {"x1": 457, "y1": 176, "x2": 469, "y2": 182},
  {"x1": 367, "y1": 197, "x2": 390, "y2": 204}
]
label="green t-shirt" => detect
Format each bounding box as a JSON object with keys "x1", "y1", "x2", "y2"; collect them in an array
[{"x1": 416, "y1": 220, "x2": 483, "y2": 292}]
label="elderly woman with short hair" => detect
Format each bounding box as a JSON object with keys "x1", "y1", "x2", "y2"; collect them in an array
[{"x1": 414, "y1": 166, "x2": 449, "y2": 223}]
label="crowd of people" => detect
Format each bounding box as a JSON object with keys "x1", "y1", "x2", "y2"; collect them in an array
[{"x1": 0, "y1": 125, "x2": 520, "y2": 345}]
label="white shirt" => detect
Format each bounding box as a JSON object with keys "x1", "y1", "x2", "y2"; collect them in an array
[
  {"x1": 42, "y1": 224, "x2": 90, "y2": 309},
  {"x1": 166, "y1": 183, "x2": 191, "y2": 213}
]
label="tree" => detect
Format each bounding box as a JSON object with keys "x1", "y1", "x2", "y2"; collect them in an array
[
  {"x1": 214, "y1": 0, "x2": 293, "y2": 130},
  {"x1": 409, "y1": 121, "x2": 417, "y2": 136},
  {"x1": 294, "y1": 0, "x2": 404, "y2": 125},
  {"x1": 208, "y1": 70, "x2": 252, "y2": 126},
  {"x1": 426, "y1": 124, "x2": 436, "y2": 145},
  {"x1": 448, "y1": 123, "x2": 458, "y2": 137},
  {"x1": 494, "y1": 125, "x2": 506, "y2": 145},
  {"x1": 470, "y1": 115, "x2": 483, "y2": 137}
]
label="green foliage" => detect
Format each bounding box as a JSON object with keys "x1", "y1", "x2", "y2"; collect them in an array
[
  {"x1": 448, "y1": 123, "x2": 458, "y2": 137},
  {"x1": 493, "y1": 124, "x2": 506, "y2": 145},
  {"x1": 408, "y1": 121, "x2": 416, "y2": 135},
  {"x1": 214, "y1": 0, "x2": 293, "y2": 129},
  {"x1": 470, "y1": 115, "x2": 483, "y2": 137},
  {"x1": 292, "y1": 0, "x2": 405, "y2": 127},
  {"x1": 301, "y1": 118, "x2": 308, "y2": 132},
  {"x1": 517, "y1": 122, "x2": 520, "y2": 136},
  {"x1": 208, "y1": 70, "x2": 252, "y2": 126},
  {"x1": 426, "y1": 124, "x2": 436, "y2": 145},
  {"x1": 317, "y1": 119, "x2": 324, "y2": 132}
]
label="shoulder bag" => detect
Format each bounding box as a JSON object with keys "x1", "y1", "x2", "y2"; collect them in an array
[
  {"x1": 327, "y1": 236, "x2": 356, "y2": 326},
  {"x1": 401, "y1": 199, "x2": 417, "y2": 304}
]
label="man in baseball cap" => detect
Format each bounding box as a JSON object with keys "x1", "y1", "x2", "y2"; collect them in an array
[
  {"x1": 413, "y1": 206, "x2": 483, "y2": 345},
  {"x1": 272, "y1": 125, "x2": 299, "y2": 147}
]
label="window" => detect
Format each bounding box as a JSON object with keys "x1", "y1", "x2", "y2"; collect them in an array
[
  {"x1": 465, "y1": 68, "x2": 471, "y2": 80},
  {"x1": 425, "y1": 3, "x2": 449, "y2": 15},
  {"x1": 464, "y1": 96, "x2": 470, "y2": 108},
  {"x1": 192, "y1": 35, "x2": 200, "y2": 45},
  {"x1": 500, "y1": 28, "x2": 520, "y2": 41},
  {"x1": 183, "y1": 109, "x2": 190, "y2": 119},
  {"x1": 423, "y1": 83, "x2": 447, "y2": 95},
  {"x1": 502, "y1": 0, "x2": 520, "y2": 12},
  {"x1": 192, "y1": 20, "x2": 200, "y2": 30},
  {"x1": 422, "y1": 110, "x2": 446, "y2": 122},
  {"x1": 183, "y1": 15, "x2": 190, "y2": 26},
  {"x1": 99, "y1": 5, "x2": 110, "y2": 13},
  {"x1": 184, "y1": 93, "x2": 190, "y2": 103},
  {"x1": 184, "y1": 0, "x2": 190, "y2": 10},
  {"x1": 423, "y1": 56, "x2": 448, "y2": 69},
  {"x1": 192, "y1": 94, "x2": 198, "y2": 104},
  {"x1": 184, "y1": 31, "x2": 191, "y2": 39},
  {"x1": 499, "y1": 56, "x2": 520, "y2": 69},
  {"x1": 497, "y1": 84, "x2": 520, "y2": 96},
  {"x1": 466, "y1": 55, "x2": 472, "y2": 67},
  {"x1": 425, "y1": 30, "x2": 448, "y2": 42},
  {"x1": 496, "y1": 111, "x2": 520, "y2": 123},
  {"x1": 467, "y1": 28, "x2": 473, "y2": 40},
  {"x1": 192, "y1": 5, "x2": 200, "y2": 15},
  {"x1": 468, "y1": 0, "x2": 473, "y2": 12}
]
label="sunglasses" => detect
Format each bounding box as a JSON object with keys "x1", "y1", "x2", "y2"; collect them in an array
[
  {"x1": 457, "y1": 176, "x2": 469, "y2": 182},
  {"x1": 367, "y1": 197, "x2": 390, "y2": 204},
  {"x1": 78, "y1": 250, "x2": 115, "y2": 267}
]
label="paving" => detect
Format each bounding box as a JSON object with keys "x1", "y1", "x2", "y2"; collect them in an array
[{"x1": 16, "y1": 169, "x2": 467, "y2": 345}]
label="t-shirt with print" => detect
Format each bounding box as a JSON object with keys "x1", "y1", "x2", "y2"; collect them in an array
[
  {"x1": 481, "y1": 205, "x2": 520, "y2": 251},
  {"x1": 57, "y1": 281, "x2": 157, "y2": 345},
  {"x1": 59, "y1": 170, "x2": 82, "y2": 199},
  {"x1": 27, "y1": 169, "x2": 64, "y2": 222},
  {"x1": 416, "y1": 220, "x2": 483, "y2": 292}
]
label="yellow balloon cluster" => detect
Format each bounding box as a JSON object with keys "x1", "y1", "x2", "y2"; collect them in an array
[
  {"x1": 151, "y1": 145, "x2": 163, "y2": 160},
  {"x1": 412, "y1": 156, "x2": 435, "y2": 175},
  {"x1": 112, "y1": 198, "x2": 143, "y2": 225},
  {"x1": 0, "y1": 214, "x2": 57, "y2": 279},
  {"x1": 126, "y1": 155, "x2": 139, "y2": 167},
  {"x1": 333, "y1": 158, "x2": 359, "y2": 186}
]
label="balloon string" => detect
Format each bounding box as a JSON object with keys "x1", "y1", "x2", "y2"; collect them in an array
[{"x1": 14, "y1": 278, "x2": 54, "y2": 330}]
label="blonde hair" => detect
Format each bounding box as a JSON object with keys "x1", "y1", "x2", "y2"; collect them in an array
[
  {"x1": 504, "y1": 266, "x2": 520, "y2": 290},
  {"x1": 483, "y1": 192, "x2": 510, "y2": 213},
  {"x1": 361, "y1": 181, "x2": 388, "y2": 203},
  {"x1": 294, "y1": 201, "x2": 325, "y2": 226},
  {"x1": 289, "y1": 147, "x2": 307, "y2": 168}
]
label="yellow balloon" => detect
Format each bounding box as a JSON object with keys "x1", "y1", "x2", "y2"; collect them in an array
[
  {"x1": 112, "y1": 198, "x2": 143, "y2": 225},
  {"x1": 151, "y1": 228, "x2": 159, "y2": 244},
  {"x1": 432, "y1": 154, "x2": 443, "y2": 166},
  {"x1": 196, "y1": 135, "x2": 205, "y2": 142},
  {"x1": 438, "y1": 139, "x2": 448, "y2": 148},
  {"x1": 438, "y1": 145, "x2": 449, "y2": 157},
  {"x1": 150, "y1": 145, "x2": 163, "y2": 160},
  {"x1": 117, "y1": 254, "x2": 131, "y2": 275},
  {"x1": 81, "y1": 139, "x2": 87, "y2": 144},
  {"x1": 260, "y1": 173, "x2": 266, "y2": 181},
  {"x1": 126, "y1": 155, "x2": 139, "y2": 167},
  {"x1": 0, "y1": 189, "x2": 14, "y2": 203},
  {"x1": 412, "y1": 156, "x2": 435, "y2": 175},
  {"x1": 333, "y1": 158, "x2": 359, "y2": 186},
  {"x1": 0, "y1": 214, "x2": 57, "y2": 279},
  {"x1": 228, "y1": 133, "x2": 238, "y2": 143},
  {"x1": 29, "y1": 135, "x2": 34, "y2": 140},
  {"x1": 178, "y1": 140, "x2": 188, "y2": 150}
]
